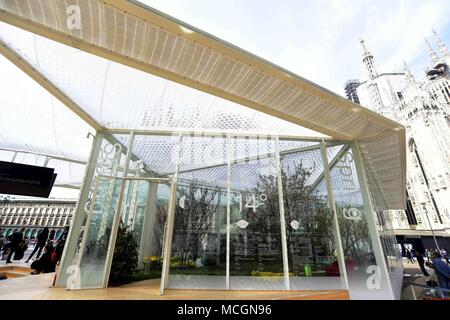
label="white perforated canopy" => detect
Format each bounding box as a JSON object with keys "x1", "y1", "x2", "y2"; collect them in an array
[{"x1": 0, "y1": 0, "x2": 406, "y2": 209}]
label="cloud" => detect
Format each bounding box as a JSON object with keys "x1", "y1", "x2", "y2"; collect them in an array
[{"x1": 139, "y1": 0, "x2": 450, "y2": 96}]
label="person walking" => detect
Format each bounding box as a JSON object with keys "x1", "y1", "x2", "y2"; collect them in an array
[
  {"x1": 406, "y1": 249, "x2": 415, "y2": 263},
  {"x1": 54, "y1": 226, "x2": 69, "y2": 263},
  {"x1": 426, "y1": 250, "x2": 450, "y2": 298},
  {"x1": 47, "y1": 229, "x2": 56, "y2": 244},
  {"x1": 26, "y1": 227, "x2": 49, "y2": 263},
  {"x1": 5, "y1": 227, "x2": 25, "y2": 263},
  {"x1": 30, "y1": 244, "x2": 56, "y2": 275},
  {"x1": 416, "y1": 251, "x2": 430, "y2": 276}
]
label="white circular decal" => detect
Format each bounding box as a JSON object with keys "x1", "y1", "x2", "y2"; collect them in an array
[{"x1": 236, "y1": 219, "x2": 249, "y2": 229}]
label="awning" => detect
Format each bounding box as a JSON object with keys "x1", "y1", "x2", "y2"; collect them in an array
[{"x1": 0, "y1": 0, "x2": 406, "y2": 209}]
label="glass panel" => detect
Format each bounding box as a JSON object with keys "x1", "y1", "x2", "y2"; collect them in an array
[
  {"x1": 124, "y1": 133, "x2": 180, "y2": 177},
  {"x1": 366, "y1": 165, "x2": 403, "y2": 299},
  {"x1": 328, "y1": 145, "x2": 391, "y2": 299},
  {"x1": 169, "y1": 135, "x2": 227, "y2": 289},
  {"x1": 280, "y1": 141, "x2": 344, "y2": 290},
  {"x1": 113, "y1": 180, "x2": 170, "y2": 282},
  {"x1": 229, "y1": 136, "x2": 284, "y2": 290},
  {"x1": 57, "y1": 133, "x2": 129, "y2": 288},
  {"x1": 131, "y1": 181, "x2": 150, "y2": 245},
  {"x1": 78, "y1": 176, "x2": 122, "y2": 288}
]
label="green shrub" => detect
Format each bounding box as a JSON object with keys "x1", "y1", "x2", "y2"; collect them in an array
[{"x1": 109, "y1": 222, "x2": 139, "y2": 285}]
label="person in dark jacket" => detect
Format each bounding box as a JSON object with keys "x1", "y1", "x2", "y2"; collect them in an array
[
  {"x1": 426, "y1": 250, "x2": 450, "y2": 298},
  {"x1": 415, "y1": 251, "x2": 430, "y2": 276},
  {"x1": 48, "y1": 230, "x2": 56, "y2": 244},
  {"x1": 55, "y1": 226, "x2": 69, "y2": 263},
  {"x1": 30, "y1": 244, "x2": 56, "y2": 274},
  {"x1": 26, "y1": 227, "x2": 49, "y2": 263},
  {"x1": 6, "y1": 227, "x2": 25, "y2": 263}
]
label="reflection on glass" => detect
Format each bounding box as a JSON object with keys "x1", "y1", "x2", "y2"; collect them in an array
[
  {"x1": 169, "y1": 182, "x2": 227, "y2": 289},
  {"x1": 58, "y1": 134, "x2": 128, "y2": 288},
  {"x1": 281, "y1": 144, "x2": 344, "y2": 290},
  {"x1": 329, "y1": 146, "x2": 390, "y2": 299},
  {"x1": 169, "y1": 135, "x2": 227, "y2": 289},
  {"x1": 59, "y1": 132, "x2": 399, "y2": 298},
  {"x1": 229, "y1": 138, "x2": 284, "y2": 290},
  {"x1": 125, "y1": 182, "x2": 169, "y2": 281},
  {"x1": 78, "y1": 177, "x2": 122, "y2": 288}
]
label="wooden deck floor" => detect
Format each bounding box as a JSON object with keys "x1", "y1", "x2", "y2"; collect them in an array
[{"x1": 0, "y1": 264, "x2": 348, "y2": 300}]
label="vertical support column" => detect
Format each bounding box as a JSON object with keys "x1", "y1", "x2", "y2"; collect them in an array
[
  {"x1": 215, "y1": 192, "x2": 222, "y2": 265},
  {"x1": 320, "y1": 139, "x2": 349, "y2": 291},
  {"x1": 138, "y1": 182, "x2": 158, "y2": 267},
  {"x1": 160, "y1": 133, "x2": 182, "y2": 295},
  {"x1": 353, "y1": 142, "x2": 394, "y2": 299},
  {"x1": 56, "y1": 131, "x2": 103, "y2": 288},
  {"x1": 274, "y1": 136, "x2": 290, "y2": 290},
  {"x1": 102, "y1": 132, "x2": 135, "y2": 288},
  {"x1": 226, "y1": 133, "x2": 231, "y2": 290}
]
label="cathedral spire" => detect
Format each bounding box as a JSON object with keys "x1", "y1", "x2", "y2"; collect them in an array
[
  {"x1": 431, "y1": 28, "x2": 450, "y2": 58},
  {"x1": 424, "y1": 37, "x2": 440, "y2": 66},
  {"x1": 360, "y1": 39, "x2": 378, "y2": 79},
  {"x1": 403, "y1": 60, "x2": 415, "y2": 85}
]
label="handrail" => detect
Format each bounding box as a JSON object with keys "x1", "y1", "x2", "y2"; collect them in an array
[{"x1": 409, "y1": 282, "x2": 450, "y2": 293}]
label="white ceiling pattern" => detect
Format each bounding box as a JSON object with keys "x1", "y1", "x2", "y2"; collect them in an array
[{"x1": 0, "y1": 0, "x2": 406, "y2": 209}]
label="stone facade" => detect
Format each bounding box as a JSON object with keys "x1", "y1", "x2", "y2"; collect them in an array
[
  {"x1": 0, "y1": 198, "x2": 75, "y2": 240},
  {"x1": 349, "y1": 33, "x2": 450, "y2": 249}
]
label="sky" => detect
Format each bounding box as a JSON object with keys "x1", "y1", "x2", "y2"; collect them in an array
[{"x1": 139, "y1": 0, "x2": 450, "y2": 96}]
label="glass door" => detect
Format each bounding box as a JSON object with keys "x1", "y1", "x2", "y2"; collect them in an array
[
  {"x1": 119, "y1": 178, "x2": 171, "y2": 280},
  {"x1": 74, "y1": 176, "x2": 171, "y2": 289}
]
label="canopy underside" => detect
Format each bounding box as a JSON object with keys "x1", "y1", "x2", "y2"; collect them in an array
[{"x1": 0, "y1": 0, "x2": 406, "y2": 209}]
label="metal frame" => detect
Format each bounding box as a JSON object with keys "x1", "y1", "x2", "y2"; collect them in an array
[
  {"x1": 275, "y1": 136, "x2": 290, "y2": 290},
  {"x1": 164, "y1": 141, "x2": 328, "y2": 176},
  {"x1": 0, "y1": 1, "x2": 407, "y2": 213},
  {"x1": 105, "y1": 128, "x2": 338, "y2": 142},
  {"x1": 308, "y1": 144, "x2": 351, "y2": 196},
  {"x1": 102, "y1": 132, "x2": 136, "y2": 288},
  {"x1": 320, "y1": 139, "x2": 350, "y2": 290},
  {"x1": 353, "y1": 141, "x2": 395, "y2": 299},
  {"x1": 225, "y1": 133, "x2": 232, "y2": 290},
  {"x1": 0, "y1": 1, "x2": 404, "y2": 135},
  {"x1": 0, "y1": 38, "x2": 103, "y2": 131},
  {"x1": 160, "y1": 133, "x2": 182, "y2": 295},
  {"x1": 0, "y1": 146, "x2": 87, "y2": 165},
  {"x1": 55, "y1": 131, "x2": 103, "y2": 288}
]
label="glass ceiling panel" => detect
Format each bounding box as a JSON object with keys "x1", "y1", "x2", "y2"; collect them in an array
[{"x1": 0, "y1": 22, "x2": 328, "y2": 137}]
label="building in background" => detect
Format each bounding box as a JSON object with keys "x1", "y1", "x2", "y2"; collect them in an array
[
  {"x1": 0, "y1": 197, "x2": 75, "y2": 241},
  {"x1": 347, "y1": 32, "x2": 450, "y2": 252},
  {"x1": 355, "y1": 40, "x2": 405, "y2": 120},
  {"x1": 344, "y1": 79, "x2": 361, "y2": 104}
]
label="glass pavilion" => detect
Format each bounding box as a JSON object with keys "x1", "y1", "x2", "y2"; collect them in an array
[{"x1": 0, "y1": 0, "x2": 405, "y2": 299}]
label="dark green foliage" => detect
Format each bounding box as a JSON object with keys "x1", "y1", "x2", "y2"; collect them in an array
[{"x1": 109, "y1": 221, "x2": 139, "y2": 285}]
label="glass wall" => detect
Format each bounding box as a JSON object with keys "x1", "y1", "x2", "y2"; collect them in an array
[
  {"x1": 280, "y1": 140, "x2": 344, "y2": 290},
  {"x1": 58, "y1": 131, "x2": 400, "y2": 299},
  {"x1": 169, "y1": 135, "x2": 227, "y2": 289},
  {"x1": 327, "y1": 144, "x2": 392, "y2": 299},
  {"x1": 57, "y1": 133, "x2": 129, "y2": 289},
  {"x1": 229, "y1": 136, "x2": 284, "y2": 290}
]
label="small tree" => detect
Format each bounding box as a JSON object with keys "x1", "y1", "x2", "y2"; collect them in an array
[
  {"x1": 172, "y1": 180, "x2": 219, "y2": 267},
  {"x1": 109, "y1": 221, "x2": 139, "y2": 285}
]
